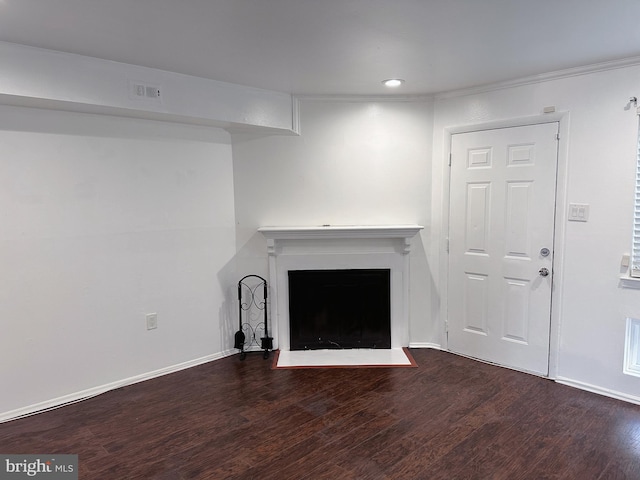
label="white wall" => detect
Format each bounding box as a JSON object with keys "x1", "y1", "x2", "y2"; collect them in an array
[
  {"x1": 0, "y1": 106, "x2": 237, "y2": 419},
  {"x1": 232, "y1": 99, "x2": 435, "y2": 345},
  {"x1": 431, "y1": 64, "x2": 640, "y2": 401}
]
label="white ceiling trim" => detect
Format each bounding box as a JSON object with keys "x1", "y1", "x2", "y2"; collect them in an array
[{"x1": 435, "y1": 55, "x2": 640, "y2": 100}]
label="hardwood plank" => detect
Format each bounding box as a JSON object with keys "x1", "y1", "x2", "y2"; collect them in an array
[{"x1": 1, "y1": 349, "x2": 640, "y2": 479}]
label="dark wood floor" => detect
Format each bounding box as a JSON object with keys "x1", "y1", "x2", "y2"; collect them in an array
[{"x1": 1, "y1": 349, "x2": 640, "y2": 479}]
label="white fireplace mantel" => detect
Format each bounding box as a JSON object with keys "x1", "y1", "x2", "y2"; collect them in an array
[
  {"x1": 258, "y1": 224, "x2": 424, "y2": 254},
  {"x1": 258, "y1": 224, "x2": 423, "y2": 351}
]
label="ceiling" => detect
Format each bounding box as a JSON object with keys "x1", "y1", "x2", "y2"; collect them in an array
[{"x1": 1, "y1": 0, "x2": 640, "y2": 96}]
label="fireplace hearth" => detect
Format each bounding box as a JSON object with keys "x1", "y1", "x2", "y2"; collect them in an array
[{"x1": 288, "y1": 269, "x2": 391, "y2": 350}]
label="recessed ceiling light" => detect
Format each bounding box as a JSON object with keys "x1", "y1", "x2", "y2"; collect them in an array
[{"x1": 382, "y1": 79, "x2": 405, "y2": 88}]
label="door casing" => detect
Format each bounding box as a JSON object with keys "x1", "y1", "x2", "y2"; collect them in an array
[{"x1": 438, "y1": 113, "x2": 570, "y2": 379}]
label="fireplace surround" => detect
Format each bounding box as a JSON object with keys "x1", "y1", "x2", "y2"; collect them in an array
[{"x1": 258, "y1": 225, "x2": 423, "y2": 351}]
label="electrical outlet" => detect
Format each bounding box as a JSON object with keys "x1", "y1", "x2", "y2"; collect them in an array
[
  {"x1": 622, "y1": 254, "x2": 631, "y2": 268},
  {"x1": 146, "y1": 313, "x2": 158, "y2": 330}
]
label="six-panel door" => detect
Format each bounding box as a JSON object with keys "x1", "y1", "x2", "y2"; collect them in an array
[{"x1": 448, "y1": 122, "x2": 559, "y2": 375}]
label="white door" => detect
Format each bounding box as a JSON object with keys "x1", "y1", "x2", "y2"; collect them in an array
[{"x1": 448, "y1": 122, "x2": 559, "y2": 375}]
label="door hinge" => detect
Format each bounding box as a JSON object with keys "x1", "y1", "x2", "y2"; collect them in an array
[
  {"x1": 555, "y1": 133, "x2": 560, "y2": 140},
  {"x1": 445, "y1": 321, "x2": 449, "y2": 333},
  {"x1": 446, "y1": 237, "x2": 449, "y2": 253},
  {"x1": 448, "y1": 153, "x2": 452, "y2": 166}
]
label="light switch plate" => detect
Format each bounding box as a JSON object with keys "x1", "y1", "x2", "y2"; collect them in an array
[{"x1": 568, "y1": 203, "x2": 589, "y2": 222}]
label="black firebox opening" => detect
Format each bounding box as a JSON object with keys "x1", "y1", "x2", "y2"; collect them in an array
[{"x1": 288, "y1": 269, "x2": 391, "y2": 350}]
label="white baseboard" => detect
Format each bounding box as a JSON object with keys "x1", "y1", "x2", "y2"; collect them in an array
[
  {"x1": 555, "y1": 376, "x2": 640, "y2": 405},
  {"x1": 0, "y1": 349, "x2": 237, "y2": 423},
  {"x1": 408, "y1": 342, "x2": 441, "y2": 349}
]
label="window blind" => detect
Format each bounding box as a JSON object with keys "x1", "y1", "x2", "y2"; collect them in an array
[{"x1": 632, "y1": 113, "x2": 640, "y2": 277}]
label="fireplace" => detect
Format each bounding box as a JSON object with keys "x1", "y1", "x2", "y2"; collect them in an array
[
  {"x1": 258, "y1": 225, "x2": 423, "y2": 351},
  {"x1": 288, "y1": 268, "x2": 391, "y2": 350}
]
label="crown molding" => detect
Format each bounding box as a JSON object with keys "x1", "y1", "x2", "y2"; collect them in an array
[{"x1": 435, "y1": 55, "x2": 640, "y2": 100}]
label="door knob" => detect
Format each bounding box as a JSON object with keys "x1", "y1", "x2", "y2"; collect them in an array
[{"x1": 538, "y1": 267, "x2": 550, "y2": 277}]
